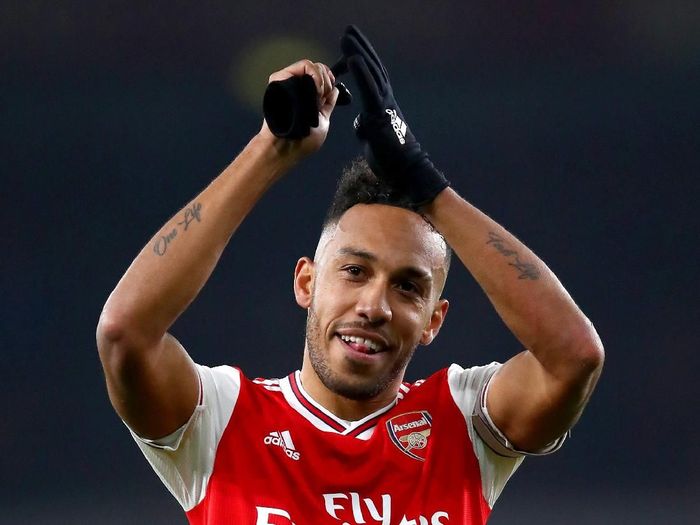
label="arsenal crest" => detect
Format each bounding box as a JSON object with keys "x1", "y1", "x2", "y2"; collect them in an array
[{"x1": 386, "y1": 411, "x2": 432, "y2": 461}]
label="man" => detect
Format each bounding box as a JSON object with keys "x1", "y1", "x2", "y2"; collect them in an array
[{"x1": 97, "y1": 26, "x2": 603, "y2": 524}]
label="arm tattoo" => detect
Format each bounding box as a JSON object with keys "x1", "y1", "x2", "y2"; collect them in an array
[
  {"x1": 153, "y1": 228, "x2": 178, "y2": 256},
  {"x1": 178, "y1": 202, "x2": 203, "y2": 231},
  {"x1": 153, "y1": 202, "x2": 203, "y2": 256},
  {"x1": 486, "y1": 231, "x2": 540, "y2": 280}
]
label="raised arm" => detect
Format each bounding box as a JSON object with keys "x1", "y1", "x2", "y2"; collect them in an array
[
  {"x1": 341, "y1": 25, "x2": 603, "y2": 451},
  {"x1": 96, "y1": 60, "x2": 339, "y2": 439},
  {"x1": 422, "y1": 189, "x2": 604, "y2": 451}
]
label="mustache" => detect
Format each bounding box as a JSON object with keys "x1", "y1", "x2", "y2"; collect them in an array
[
  {"x1": 332, "y1": 321, "x2": 392, "y2": 341},
  {"x1": 307, "y1": 307, "x2": 393, "y2": 346},
  {"x1": 333, "y1": 321, "x2": 384, "y2": 330}
]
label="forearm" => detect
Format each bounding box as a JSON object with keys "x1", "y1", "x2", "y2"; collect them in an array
[
  {"x1": 99, "y1": 133, "x2": 295, "y2": 347},
  {"x1": 424, "y1": 188, "x2": 601, "y2": 375}
]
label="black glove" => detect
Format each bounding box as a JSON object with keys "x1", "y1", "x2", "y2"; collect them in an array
[
  {"x1": 341, "y1": 25, "x2": 449, "y2": 206},
  {"x1": 263, "y1": 59, "x2": 352, "y2": 140}
]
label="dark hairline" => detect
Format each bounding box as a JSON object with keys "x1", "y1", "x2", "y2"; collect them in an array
[
  {"x1": 321, "y1": 202, "x2": 452, "y2": 280},
  {"x1": 321, "y1": 157, "x2": 452, "y2": 280}
]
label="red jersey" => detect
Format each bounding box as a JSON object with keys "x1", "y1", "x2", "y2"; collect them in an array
[{"x1": 129, "y1": 363, "x2": 559, "y2": 524}]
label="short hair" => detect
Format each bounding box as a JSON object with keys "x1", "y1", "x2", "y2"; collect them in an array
[{"x1": 322, "y1": 157, "x2": 452, "y2": 275}]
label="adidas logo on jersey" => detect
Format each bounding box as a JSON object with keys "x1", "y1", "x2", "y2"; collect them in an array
[
  {"x1": 385, "y1": 108, "x2": 407, "y2": 144},
  {"x1": 264, "y1": 430, "x2": 301, "y2": 461}
]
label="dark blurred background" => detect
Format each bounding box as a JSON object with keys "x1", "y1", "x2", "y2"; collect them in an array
[{"x1": 2, "y1": 1, "x2": 699, "y2": 523}]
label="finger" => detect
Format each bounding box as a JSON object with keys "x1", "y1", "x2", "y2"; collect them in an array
[
  {"x1": 307, "y1": 61, "x2": 325, "y2": 98},
  {"x1": 347, "y1": 55, "x2": 382, "y2": 114},
  {"x1": 345, "y1": 25, "x2": 381, "y2": 65},
  {"x1": 342, "y1": 26, "x2": 389, "y2": 83},
  {"x1": 341, "y1": 34, "x2": 388, "y2": 90},
  {"x1": 320, "y1": 86, "x2": 340, "y2": 120},
  {"x1": 330, "y1": 56, "x2": 348, "y2": 77},
  {"x1": 270, "y1": 59, "x2": 325, "y2": 98},
  {"x1": 323, "y1": 63, "x2": 336, "y2": 86},
  {"x1": 330, "y1": 57, "x2": 352, "y2": 105},
  {"x1": 268, "y1": 58, "x2": 316, "y2": 83},
  {"x1": 317, "y1": 62, "x2": 333, "y2": 99}
]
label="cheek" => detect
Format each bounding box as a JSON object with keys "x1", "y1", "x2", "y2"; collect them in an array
[
  {"x1": 313, "y1": 269, "x2": 340, "y2": 296},
  {"x1": 311, "y1": 281, "x2": 354, "y2": 325},
  {"x1": 315, "y1": 272, "x2": 357, "y2": 303},
  {"x1": 394, "y1": 304, "x2": 429, "y2": 337}
]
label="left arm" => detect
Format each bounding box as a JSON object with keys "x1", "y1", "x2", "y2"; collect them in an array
[
  {"x1": 340, "y1": 24, "x2": 603, "y2": 451},
  {"x1": 423, "y1": 188, "x2": 604, "y2": 451}
]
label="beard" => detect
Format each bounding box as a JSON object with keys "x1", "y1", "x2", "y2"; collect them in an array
[{"x1": 305, "y1": 305, "x2": 416, "y2": 401}]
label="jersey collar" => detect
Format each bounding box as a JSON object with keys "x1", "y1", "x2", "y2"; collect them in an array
[{"x1": 281, "y1": 371, "x2": 398, "y2": 439}]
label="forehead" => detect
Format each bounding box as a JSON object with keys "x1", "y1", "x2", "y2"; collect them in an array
[{"x1": 317, "y1": 204, "x2": 446, "y2": 270}]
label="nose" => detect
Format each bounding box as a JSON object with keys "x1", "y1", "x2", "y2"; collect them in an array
[{"x1": 355, "y1": 280, "x2": 392, "y2": 324}]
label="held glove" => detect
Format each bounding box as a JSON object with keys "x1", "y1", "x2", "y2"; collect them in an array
[
  {"x1": 340, "y1": 25, "x2": 449, "y2": 206},
  {"x1": 263, "y1": 59, "x2": 352, "y2": 139}
]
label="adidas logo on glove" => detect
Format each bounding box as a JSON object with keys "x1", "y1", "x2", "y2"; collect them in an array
[{"x1": 385, "y1": 108, "x2": 407, "y2": 145}]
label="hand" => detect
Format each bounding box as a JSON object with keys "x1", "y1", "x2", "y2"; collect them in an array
[
  {"x1": 340, "y1": 25, "x2": 449, "y2": 206},
  {"x1": 260, "y1": 59, "x2": 339, "y2": 161}
]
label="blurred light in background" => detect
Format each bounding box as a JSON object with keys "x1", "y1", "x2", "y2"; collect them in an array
[{"x1": 230, "y1": 35, "x2": 331, "y2": 111}]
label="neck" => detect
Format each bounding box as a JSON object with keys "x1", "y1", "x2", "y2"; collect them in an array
[{"x1": 299, "y1": 353, "x2": 401, "y2": 421}]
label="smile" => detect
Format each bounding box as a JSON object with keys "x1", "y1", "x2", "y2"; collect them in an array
[{"x1": 336, "y1": 334, "x2": 387, "y2": 357}]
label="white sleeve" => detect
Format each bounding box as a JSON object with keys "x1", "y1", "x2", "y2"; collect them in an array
[
  {"x1": 447, "y1": 362, "x2": 569, "y2": 508},
  {"x1": 447, "y1": 362, "x2": 524, "y2": 509},
  {"x1": 126, "y1": 364, "x2": 241, "y2": 511}
]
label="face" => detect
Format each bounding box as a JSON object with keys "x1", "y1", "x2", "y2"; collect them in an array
[{"x1": 294, "y1": 204, "x2": 449, "y2": 403}]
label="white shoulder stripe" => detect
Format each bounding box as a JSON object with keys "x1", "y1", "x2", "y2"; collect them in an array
[{"x1": 253, "y1": 378, "x2": 281, "y2": 386}]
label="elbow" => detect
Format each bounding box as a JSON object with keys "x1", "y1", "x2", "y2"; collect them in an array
[
  {"x1": 96, "y1": 308, "x2": 124, "y2": 347},
  {"x1": 96, "y1": 308, "x2": 131, "y2": 365},
  {"x1": 537, "y1": 316, "x2": 604, "y2": 383},
  {"x1": 566, "y1": 318, "x2": 605, "y2": 380},
  {"x1": 579, "y1": 319, "x2": 605, "y2": 369},
  {"x1": 96, "y1": 307, "x2": 152, "y2": 367}
]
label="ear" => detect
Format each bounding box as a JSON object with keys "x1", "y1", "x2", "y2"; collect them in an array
[
  {"x1": 419, "y1": 299, "x2": 449, "y2": 346},
  {"x1": 293, "y1": 257, "x2": 315, "y2": 309}
]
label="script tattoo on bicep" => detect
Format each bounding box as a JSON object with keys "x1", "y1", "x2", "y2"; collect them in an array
[
  {"x1": 486, "y1": 231, "x2": 540, "y2": 280},
  {"x1": 153, "y1": 202, "x2": 203, "y2": 256}
]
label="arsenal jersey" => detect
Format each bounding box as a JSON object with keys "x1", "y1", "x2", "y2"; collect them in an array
[{"x1": 130, "y1": 363, "x2": 537, "y2": 524}]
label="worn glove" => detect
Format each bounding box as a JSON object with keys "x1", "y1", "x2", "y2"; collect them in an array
[{"x1": 340, "y1": 25, "x2": 449, "y2": 206}]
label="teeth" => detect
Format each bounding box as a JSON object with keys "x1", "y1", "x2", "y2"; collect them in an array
[{"x1": 339, "y1": 335, "x2": 382, "y2": 353}]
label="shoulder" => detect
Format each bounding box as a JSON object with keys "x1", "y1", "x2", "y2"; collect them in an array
[
  {"x1": 402, "y1": 363, "x2": 501, "y2": 403},
  {"x1": 445, "y1": 362, "x2": 501, "y2": 402},
  {"x1": 199, "y1": 363, "x2": 242, "y2": 391}
]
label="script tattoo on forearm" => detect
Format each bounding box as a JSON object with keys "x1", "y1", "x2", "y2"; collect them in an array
[
  {"x1": 153, "y1": 202, "x2": 203, "y2": 256},
  {"x1": 486, "y1": 231, "x2": 540, "y2": 280}
]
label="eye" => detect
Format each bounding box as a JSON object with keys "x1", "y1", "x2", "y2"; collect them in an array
[
  {"x1": 341, "y1": 265, "x2": 364, "y2": 277},
  {"x1": 396, "y1": 280, "x2": 419, "y2": 295}
]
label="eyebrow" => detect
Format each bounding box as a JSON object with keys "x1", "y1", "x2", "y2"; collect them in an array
[
  {"x1": 336, "y1": 246, "x2": 433, "y2": 283},
  {"x1": 337, "y1": 247, "x2": 377, "y2": 261}
]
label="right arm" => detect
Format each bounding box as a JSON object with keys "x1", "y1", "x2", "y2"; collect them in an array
[{"x1": 96, "y1": 60, "x2": 339, "y2": 439}]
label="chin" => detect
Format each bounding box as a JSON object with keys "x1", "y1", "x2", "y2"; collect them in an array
[
  {"x1": 320, "y1": 359, "x2": 401, "y2": 401},
  {"x1": 326, "y1": 375, "x2": 386, "y2": 401}
]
